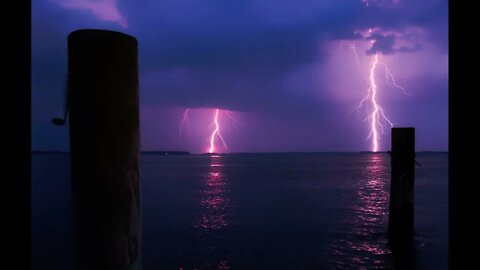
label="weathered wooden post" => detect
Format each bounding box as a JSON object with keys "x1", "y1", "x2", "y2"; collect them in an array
[
  {"x1": 388, "y1": 127, "x2": 415, "y2": 243},
  {"x1": 68, "y1": 29, "x2": 141, "y2": 269}
]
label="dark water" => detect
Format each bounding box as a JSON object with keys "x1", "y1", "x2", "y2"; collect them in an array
[{"x1": 32, "y1": 153, "x2": 448, "y2": 269}]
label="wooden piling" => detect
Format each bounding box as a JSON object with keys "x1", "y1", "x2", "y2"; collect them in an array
[
  {"x1": 68, "y1": 29, "x2": 141, "y2": 269},
  {"x1": 388, "y1": 127, "x2": 415, "y2": 242}
]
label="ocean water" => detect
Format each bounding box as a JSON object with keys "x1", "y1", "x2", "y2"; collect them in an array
[{"x1": 31, "y1": 153, "x2": 448, "y2": 269}]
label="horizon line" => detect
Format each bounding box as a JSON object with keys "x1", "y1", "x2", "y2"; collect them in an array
[{"x1": 31, "y1": 150, "x2": 449, "y2": 154}]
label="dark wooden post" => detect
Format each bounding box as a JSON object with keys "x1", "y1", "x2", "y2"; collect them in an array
[
  {"x1": 68, "y1": 29, "x2": 141, "y2": 270},
  {"x1": 388, "y1": 127, "x2": 415, "y2": 243}
]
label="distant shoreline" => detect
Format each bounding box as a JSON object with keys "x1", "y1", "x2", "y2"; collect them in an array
[
  {"x1": 31, "y1": 150, "x2": 191, "y2": 155},
  {"x1": 32, "y1": 150, "x2": 448, "y2": 155}
]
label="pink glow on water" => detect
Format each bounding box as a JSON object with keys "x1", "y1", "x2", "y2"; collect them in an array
[{"x1": 195, "y1": 155, "x2": 231, "y2": 230}]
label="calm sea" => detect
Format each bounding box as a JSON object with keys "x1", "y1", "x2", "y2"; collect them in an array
[{"x1": 32, "y1": 152, "x2": 448, "y2": 269}]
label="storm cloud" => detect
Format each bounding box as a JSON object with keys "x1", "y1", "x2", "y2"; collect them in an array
[{"x1": 32, "y1": 0, "x2": 448, "y2": 152}]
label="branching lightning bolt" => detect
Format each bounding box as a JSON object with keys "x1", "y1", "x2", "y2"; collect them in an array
[
  {"x1": 349, "y1": 26, "x2": 411, "y2": 152},
  {"x1": 178, "y1": 108, "x2": 190, "y2": 136},
  {"x1": 368, "y1": 54, "x2": 391, "y2": 152},
  {"x1": 349, "y1": 42, "x2": 362, "y2": 71},
  {"x1": 209, "y1": 109, "x2": 227, "y2": 154},
  {"x1": 352, "y1": 53, "x2": 409, "y2": 152},
  {"x1": 377, "y1": 61, "x2": 412, "y2": 96}
]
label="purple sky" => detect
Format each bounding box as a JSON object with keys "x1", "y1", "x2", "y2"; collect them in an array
[{"x1": 32, "y1": 0, "x2": 448, "y2": 153}]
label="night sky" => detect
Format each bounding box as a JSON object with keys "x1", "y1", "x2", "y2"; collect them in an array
[{"x1": 32, "y1": 0, "x2": 448, "y2": 153}]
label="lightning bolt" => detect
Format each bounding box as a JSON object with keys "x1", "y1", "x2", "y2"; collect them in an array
[
  {"x1": 367, "y1": 54, "x2": 391, "y2": 152},
  {"x1": 350, "y1": 27, "x2": 410, "y2": 152},
  {"x1": 349, "y1": 42, "x2": 362, "y2": 71},
  {"x1": 377, "y1": 61, "x2": 412, "y2": 97},
  {"x1": 352, "y1": 54, "x2": 409, "y2": 152},
  {"x1": 208, "y1": 109, "x2": 227, "y2": 154},
  {"x1": 178, "y1": 108, "x2": 190, "y2": 136}
]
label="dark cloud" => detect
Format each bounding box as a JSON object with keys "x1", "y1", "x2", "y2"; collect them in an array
[
  {"x1": 365, "y1": 33, "x2": 422, "y2": 55},
  {"x1": 140, "y1": 28, "x2": 320, "y2": 70}
]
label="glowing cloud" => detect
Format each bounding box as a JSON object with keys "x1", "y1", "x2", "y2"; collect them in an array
[{"x1": 54, "y1": 0, "x2": 128, "y2": 28}]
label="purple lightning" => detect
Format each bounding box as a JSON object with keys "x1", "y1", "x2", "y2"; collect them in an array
[
  {"x1": 178, "y1": 108, "x2": 190, "y2": 136},
  {"x1": 367, "y1": 54, "x2": 391, "y2": 152},
  {"x1": 353, "y1": 54, "x2": 410, "y2": 152},
  {"x1": 349, "y1": 42, "x2": 362, "y2": 71},
  {"x1": 208, "y1": 109, "x2": 227, "y2": 154},
  {"x1": 178, "y1": 108, "x2": 236, "y2": 153},
  {"x1": 352, "y1": 29, "x2": 409, "y2": 152}
]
